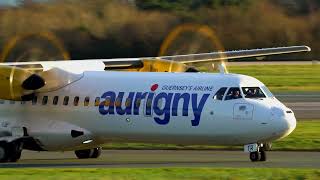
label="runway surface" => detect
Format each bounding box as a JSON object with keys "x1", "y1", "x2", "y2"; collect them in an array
[
  {"x1": 284, "y1": 102, "x2": 320, "y2": 119},
  {"x1": 0, "y1": 150, "x2": 319, "y2": 168},
  {"x1": 276, "y1": 93, "x2": 320, "y2": 119}
]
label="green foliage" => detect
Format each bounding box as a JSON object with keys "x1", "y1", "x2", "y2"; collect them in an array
[
  {"x1": 273, "y1": 120, "x2": 320, "y2": 151},
  {"x1": 0, "y1": 168, "x2": 319, "y2": 180}
]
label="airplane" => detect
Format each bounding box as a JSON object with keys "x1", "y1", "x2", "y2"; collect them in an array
[{"x1": 0, "y1": 45, "x2": 310, "y2": 162}]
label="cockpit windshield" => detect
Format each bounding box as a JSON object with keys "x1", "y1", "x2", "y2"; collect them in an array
[
  {"x1": 261, "y1": 86, "x2": 274, "y2": 97},
  {"x1": 242, "y1": 87, "x2": 266, "y2": 99},
  {"x1": 225, "y1": 87, "x2": 242, "y2": 100}
]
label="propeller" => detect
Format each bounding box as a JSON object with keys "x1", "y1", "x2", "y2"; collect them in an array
[
  {"x1": 0, "y1": 32, "x2": 70, "y2": 101},
  {"x1": 158, "y1": 23, "x2": 227, "y2": 73}
]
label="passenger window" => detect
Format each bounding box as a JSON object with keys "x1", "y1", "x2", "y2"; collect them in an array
[
  {"x1": 146, "y1": 99, "x2": 153, "y2": 108},
  {"x1": 135, "y1": 98, "x2": 141, "y2": 107},
  {"x1": 63, "y1": 96, "x2": 69, "y2": 106},
  {"x1": 42, "y1": 96, "x2": 48, "y2": 105},
  {"x1": 10, "y1": 100, "x2": 15, "y2": 104},
  {"x1": 84, "y1": 97, "x2": 90, "y2": 106},
  {"x1": 242, "y1": 87, "x2": 266, "y2": 98},
  {"x1": 21, "y1": 101, "x2": 26, "y2": 105},
  {"x1": 32, "y1": 96, "x2": 37, "y2": 105},
  {"x1": 95, "y1": 97, "x2": 100, "y2": 106},
  {"x1": 0, "y1": 100, "x2": 4, "y2": 104},
  {"x1": 115, "y1": 98, "x2": 121, "y2": 107},
  {"x1": 125, "y1": 98, "x2": 131, "y2": 107},
  {"x1": 74, "y1": 96, "x2": 79, "y2": 106},
  {"x1": 225, "y1": 87, "x2": 242, "y2": 100},
  {"x1": 53, "y1": 96, "x2": 59, "y2": 105},
  {"x1": 104, "y1": 99, "x2": 111, "y2": 106},
  {"x1": 213, "y1": 87, "x2": 227, "y2": 100}
]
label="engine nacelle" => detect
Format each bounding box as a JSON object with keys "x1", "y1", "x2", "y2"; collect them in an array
[{"x1": 26, "y1": 120, "x2": 97, "y2": 151}]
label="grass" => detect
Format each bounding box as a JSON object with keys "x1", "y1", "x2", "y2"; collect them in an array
[
  {"x1": 0, "y1": 168, "x2": 318, "y2": 180},
  {"x1": 272, "y1": 120, "x2": 320, "y2": 151},
  {"x1": 199, "y1": 64, "x2": 320, "y2": 92},
  {"x1": 102, "y1": 120, "x2": 320, "y2": 151}
]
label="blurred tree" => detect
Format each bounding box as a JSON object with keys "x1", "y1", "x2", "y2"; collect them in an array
[
  {"x1": 272, "y1": 0, "x2": 320, "y2": 15},
  {"x1": 135, "y1": 0, "x2": 250, "y2": 11}
]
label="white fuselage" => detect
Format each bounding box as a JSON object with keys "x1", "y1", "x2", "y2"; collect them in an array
[{"x1": 0, "y1": 71, "x2": 296, "y2": 151}]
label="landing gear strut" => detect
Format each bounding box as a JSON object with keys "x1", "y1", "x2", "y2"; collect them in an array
[
  {"x1": 245, "y1": 143, "x2": 269, "y2": 162},
  {"x1": 75, "y1": 147, "x2": 102, "y2": 159},
  {"x1": 0, "y1": 141, "x2": 23, "y2": 163}
]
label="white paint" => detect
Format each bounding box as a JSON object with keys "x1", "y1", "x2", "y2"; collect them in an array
[{"x1": 0, "y1": 70, "x2": 296, "y2": 151}]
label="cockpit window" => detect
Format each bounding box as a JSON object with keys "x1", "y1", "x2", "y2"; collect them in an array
[
  {"x1": 213, "y1": 87, "x2": 227, "y2": 100},
  {"x1": 261, "y1": 86, "x2": 274, "y2": 97},
  {"x1": 225, "y1": 87, "x2": 242, "y2": 100},
  {"x1": 242, "y1": 87, "x2": 266, "y2": 98}
]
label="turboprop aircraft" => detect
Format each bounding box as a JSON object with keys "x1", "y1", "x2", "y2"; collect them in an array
[{"x1": 0, "y1": 45, "x2": 310, "y2": 162}]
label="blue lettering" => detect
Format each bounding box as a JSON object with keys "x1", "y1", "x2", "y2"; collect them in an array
[
  {"x1": 153, "y1": 92, "x2": 173, "y2": 125},
  {"x1": 191, "y1": 93, "x2": 210, "y2": 126},
  {"x1": 116, "y1": 92, "x2": 134, "y2": 115},
  {"x1": 172, "y1": 93, "x2": 189, "y2": 117},
  {"x1": 133, "y1": 92, "x2": 147, "y2": 115},
  {"x1": 99, "y1": 90, "x2": 209, "y2": 126},
  {"x1": 145, "y1": 93, "x2": 155, "y2": 116},
  {"x1": 99, "y1": 91, "x2": 116, "y2": 115}
]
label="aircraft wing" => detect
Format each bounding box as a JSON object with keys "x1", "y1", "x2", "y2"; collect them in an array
[
  {"x1": 156, "y1": 46, "x2": 311, "y2": 63},
  {"x1": 104, "y1": 45, "x2": 311, "y2": 72},
  {"x1": 0, "y1": 45, "x2": 310, "y2": 101}
]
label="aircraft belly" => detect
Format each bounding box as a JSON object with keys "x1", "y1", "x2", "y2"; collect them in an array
[{"x1": 91, "y1": 112, "x2": 272, "y2": 145}]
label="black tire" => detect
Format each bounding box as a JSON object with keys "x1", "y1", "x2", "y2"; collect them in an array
[
  {"x1": 260, "y1": 151, "x2": 267, "y2": 161},
  {"x1": 90, "y1": 147, "x2": 102, "y2": 158},
  {"x1": 8, "y1": 150, "x2": 22, "y2": 162},
  {"x1": 75, "y1": 149, "x2": 93, "y2": 159},
  {"x1": 0, "y1": 143, "x2": 9, "y2": 163},
  {"x1": 8, "y1": 141, "x2": 23, "y2": 162},
  {"x1": 249, "y1": 152, "x2": 260, "y2": 162}
]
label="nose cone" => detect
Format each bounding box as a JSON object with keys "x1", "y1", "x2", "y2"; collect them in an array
[
  {"x1": 271, "y1": 107, "x2": 297, "y2": 139},
  {"x1": 281, "y1": 111, "x2": 296, "y2": 138}
]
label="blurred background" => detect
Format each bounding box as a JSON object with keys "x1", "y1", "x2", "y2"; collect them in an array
[{"x1": 0, "y1": 0, "x2": 319, "y2": 62}]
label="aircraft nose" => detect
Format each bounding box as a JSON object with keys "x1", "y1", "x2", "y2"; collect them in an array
[
  {"x1": 282, "y1": 109, "x2": 296, "y2": 135},
  {"x1": 271, "y1": 107, "x2": 296, "y2": 138}
]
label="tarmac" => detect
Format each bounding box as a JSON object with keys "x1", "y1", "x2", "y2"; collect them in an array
[
  {"x1": 0, "y1": 150, "x2": 319, "y2": 168},
  {"x1": 276, "y1": 93, "x2": 320, "y2": 119}
]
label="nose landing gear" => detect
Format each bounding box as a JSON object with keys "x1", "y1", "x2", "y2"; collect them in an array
[
  {"x1": 249, "y1": 150, "x2": 266, "y2": 162},
  {"x1": 245, "y1": 143, "x2": 270, "y2": 162}
]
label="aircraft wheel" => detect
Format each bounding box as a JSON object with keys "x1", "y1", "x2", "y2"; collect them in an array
[
  {"x1": 75, "y1": 149, "x2": 93, "y2": 159},
  {"x1": 90, "y1": 147, "x2": 102, "y2": 158},
  {"x1": 249, "y1": 151, "x2": 260, "y2": 162},
  {"x1": 259, "y1": 151, "x2": 267, "y2": 161},
  {"x1": 0, "y1": 143, "x2": 9, "y2": 163},
  {"x1": 8, "y1": 142, "x2": 23, "y2": 162}
]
